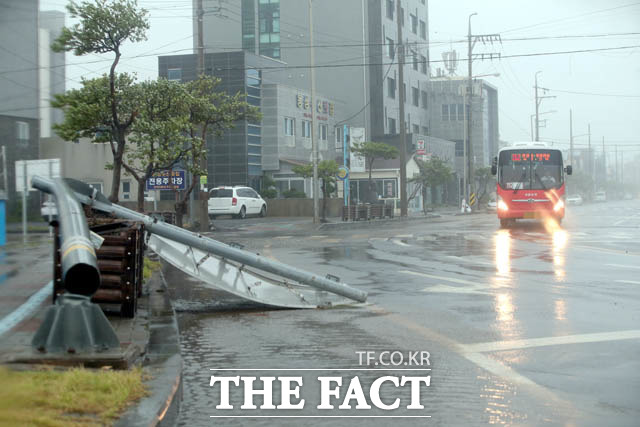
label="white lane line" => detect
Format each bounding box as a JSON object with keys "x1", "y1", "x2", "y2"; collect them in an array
[
  {"x1": 613, "y1": 214, "x2": 640, "y2": 226},
  {"x1": 421, "y1": 284, "x2": 487, "y2": 294},
  {"x1": 605, "y1": 263, "x2": 640, "y2": 270},
  {"x1": 616, "y1": 279, "x2": 640, "y2": 285},
  {"x1": 462, "y1": 329, "x2": 640, "y2": 353},
  {"x1": 400, "y1": 270, "x2": 479, "y2": 286},
  {"x1": 0, "y1": 281, "x2": 52, "y2": 336}
]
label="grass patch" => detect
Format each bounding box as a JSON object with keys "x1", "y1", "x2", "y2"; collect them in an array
[
  {"x1": 143, "y1": 258, "x2": 162, "y2": 281},
  {"x1": 0, "y1": 366, "x2": 147, "y2": 426}
]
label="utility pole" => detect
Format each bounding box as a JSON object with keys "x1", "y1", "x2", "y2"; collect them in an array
[
  {"x1": 569, "y1": 109, "x2": 573, "y2": 166},
  {"x1": 588, "y1": 124, "x2": 593, "y2": 193},
  {"x1": 197, "y1": 0, "x2": 204, "y2": 76},
  {"x1": 534, "y1": 72, "x2": 555, "y2": 141},
  {"x1": 466, "y1": 13, "x2": 476, "y2": 207},
  {"x1": 602, "y1": 136, "x2": 605, "y2": 185},
  {"x1": 615, "y1": 144, "x2": 618, "y2": 186},
  {"x1": 396, "y1": 0, "x2": 407, "y2": 217},
  {"x1": 464, "y1": 14, "x2": 500, "y2": 209},
  {"x1": 309, "y1": 0, "x2": 319, "y2": 223}
]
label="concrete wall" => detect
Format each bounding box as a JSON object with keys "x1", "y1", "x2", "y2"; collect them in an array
[{"x1": 266, "y1": 198, "x2": 344, "y2": 217}]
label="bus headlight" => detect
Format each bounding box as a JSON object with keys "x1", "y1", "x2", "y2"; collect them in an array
[
  {"x1": 553, "y1": 199, "x2": 565, "y2": 212},
  {"x1": 498, "y1": 198, "x2": 509, "y2": 211}
]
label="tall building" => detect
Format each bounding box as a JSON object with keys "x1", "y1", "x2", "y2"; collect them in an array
[
  {"x1": 195, "y1": 0, "x2": 431, "y2": 141},
  {"x1": 0, "y1": 0, "x2": 40, "y2": 214},
  {"x1": 427, "y1": 77, "x2": 499, "y2": 178},
  {"x1": 39, "y1": 10, "x2": 66, "y2": 138}
]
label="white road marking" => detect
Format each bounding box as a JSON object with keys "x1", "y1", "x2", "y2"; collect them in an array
[
  {"x1": 421, "y1": 284, "x2": 487, "y2": 294},
  {"x1": 0, "y1": 281, "x2": 52, "y2": 336},
  {"x1": 274, "y1": 236, "x2": 292, "y2": 239},
  {"x1": 462, "y1": 329, "x2": 640, "y2": 353},
  {"x1": 392, "y1": 239, "x2": 411, "y2": 247},
  {"x1": 400, "y1": 270, "x2": 479, "y2": 286},
  {"x1": 605, "y1": 263, "x2": 640, "y2": 270},
  {"x1": 445, "y1": 255, "x2": 494, "y2": 266},
  {"x1": 613, "y1": 213, "x2": 640, "y2": 226},
  {"x1": 616, "y1": 279, "x2": 640, "y2": 285},
  {"x1": 395, "y1": 234, "x2": 414, "y2": 238}
]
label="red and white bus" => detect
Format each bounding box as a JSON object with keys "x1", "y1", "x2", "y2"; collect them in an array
[{"x1": 491, "y1": 142, "x2": 572, "y2": 228}]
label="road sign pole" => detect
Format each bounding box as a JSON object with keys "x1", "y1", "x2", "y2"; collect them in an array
[{"x1": 22, "y1": 162, "x2": 27, "y2": 242}]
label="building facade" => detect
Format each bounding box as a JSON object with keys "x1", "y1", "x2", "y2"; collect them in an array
[
  {"x1": 427, "y1": 77, "x2": 499, "y2": 179},
  {"x1": 195, "y1": 0, "x2": 431, "y2": 142},
  {"x1": 39, "y1": 10, "x2": 66, "y2": 138},
  {"x1": 0, "y1": 0, "x2": 41, "y2": 215}
]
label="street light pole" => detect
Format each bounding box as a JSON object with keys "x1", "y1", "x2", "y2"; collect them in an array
[
  {"x1": 309, "y1": 0, "x2": 319, "y2": 224},
  {"x1": 534, "y1": 71, "x2": 541, "y2": 141}
]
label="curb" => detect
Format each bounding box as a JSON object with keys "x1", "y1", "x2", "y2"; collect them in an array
[
  {"x1": 116, "y1": 268, "x2": 182, "y2": 427},
  {"x1": 317, "y1": 214, "x2": 441, "y2": 231}
]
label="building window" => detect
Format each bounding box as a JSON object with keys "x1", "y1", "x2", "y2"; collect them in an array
[
  {"x1": 386, "y1": 0, "x2": 394, "y2": 20},
  {"x1": 420, "y1": 55, "x2": 427, "y2": 74},
  {"x1": 457, "y1": 104, "x2": 464, "y2": 121},
  {"x1": 258, "y1": 0, "x2": 280, "y2": 59},
  {"x1": 284, "y1": 117, "x2": 295, "y2": 136},
  {"x1": 301, "y1": 120, "x2": 311, "y2": 138},
  {"x1": 241, "y1": 0, "x2": 256, "y2": 51},
  {"x1": 410, "y1": 14, "x2": 417, "y2": 34},
  {"x1": 422, "y1": 126, "x2": 429, "y2": 135},
  {"x1": 442, "y1": 104, "x2": 449, "y2": 121},
  {"x1": 167, "y1": 68, "x2": 182, "y2": 81},
  {"x1": 386, "y1": 37, "x2": 394, "y2": 59},
  {"x1": 15, "y1": 121, "x2": 29, "y2": 140},
  {"x1": 122, "y1": 181, "x2": 131, "y2": 200},
  {"x1": 319, "y1": 124, "x2": 328, "y2": 141},
  {"x1": 455, "y1": 141, "x2": 464, "y2": 156},
  {"x1": 388, "y1": 117, "x2": 396, "y2": 134},
  {"x1": 335, "y1": 126, "x2": 343, "y2": 149},
  {"x1": 412, "y1": 51, "x2": 418, "y2": 71},
  {"x1": 421, "y1": 90, "x2": 428, "y2": 110},
  {"x1": 412, "y1": 124, "x2": 419, "y2": 135},
  {"x1": 412, "y1": 87, "x2": 419, "y2": 106},
  {"x1": 419, "y1": 20, "x2": 426, "y2": 39},
  {"x1": 387, "y1": 77, "x2": 396, "y2": 99}
]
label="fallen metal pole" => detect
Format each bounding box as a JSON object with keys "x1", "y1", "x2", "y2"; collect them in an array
[
  {"x1": 32, "y1": 176, "x2": 100, "y2": 296},
  {"x1": 35, "y1": 177, "x2": 368, "y2": 303}
]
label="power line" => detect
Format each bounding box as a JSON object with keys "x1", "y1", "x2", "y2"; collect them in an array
[
  {"x1": 546, "y1": 88, "x2": 640, "y2": 98},
  {"x1": 2, "y1": 43, "x2": 639, "y2": 76}
]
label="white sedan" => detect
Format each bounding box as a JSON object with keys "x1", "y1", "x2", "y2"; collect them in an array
[{"x1": 566, "y1": 195, "x2": 583, "y2": 206}]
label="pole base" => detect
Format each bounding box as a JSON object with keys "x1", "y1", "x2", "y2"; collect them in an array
[{"x1": 31, "y1": 294, "x2": 120, "y2": 354}]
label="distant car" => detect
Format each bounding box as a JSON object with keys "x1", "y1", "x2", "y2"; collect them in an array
[
  {"x1": 487, "y1": 200, "x2": 497, "y2": 211},
  {"x1": 595, "y1": 191, "x2": 607, "y2": 202},
  {"x1": 40, "y1": 201, "x2": 57, "y2": 219},
  {"x1": 566, "y1": 195, "x2": 583, "y2": 206},
  {"x1": 208, "y1": 186, "x2": 267, "y2": 219}
]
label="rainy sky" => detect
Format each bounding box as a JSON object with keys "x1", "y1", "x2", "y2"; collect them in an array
[{"x1": 41, "y1": 0, "x2": 640, "y2": 158}]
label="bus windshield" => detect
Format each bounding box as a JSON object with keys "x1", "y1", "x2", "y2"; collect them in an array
[{"x1": 498, "y1": 149, "x2": 563, "y2": 190}]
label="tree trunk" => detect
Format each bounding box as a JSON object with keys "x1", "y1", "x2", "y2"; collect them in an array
[
  {"x1": 136, "y1": 178, "x2": 146, "y2": 212},
  {"x1": 109, "y1": 139, "x2": 125, "y2": 202},
  {"x1": 422, "y1": 186, "x2": 427, "y2": 215},
  {"x1": 321, "y1": 180, "x2": 327, "y2": 221}
]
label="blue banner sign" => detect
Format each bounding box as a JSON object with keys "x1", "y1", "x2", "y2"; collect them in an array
[{"x1": 146, "y1": 170, "x2": 186, "y2": 190}]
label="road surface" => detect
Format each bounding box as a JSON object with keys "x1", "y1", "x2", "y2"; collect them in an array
[{"x1": 166, "y1": 201, "x2": 640, "y2": 425}]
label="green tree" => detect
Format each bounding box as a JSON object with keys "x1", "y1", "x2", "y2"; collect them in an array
[
  {"x1": 261, "y1": 174, "x2": 278, "y2": 199},
  {"x1": 51, "y1": 0, "x2": 149, "y2": 202},
  {"x1": 409, "y1": 157, "x2": 452, "y2": 214},
  {"x1": 292, "y1": 160, "x2": 340, "y2": 221},
  {"x1": 350, "y1": 141, "x2": 398, "y2": 202},
  {"x1": 124, "y1": 78, "x2": 191, "y2": 212}
]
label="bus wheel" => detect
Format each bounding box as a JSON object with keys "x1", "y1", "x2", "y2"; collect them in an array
[{"x1": 500, "y1": 219, "x2": 509, "y2": 228}]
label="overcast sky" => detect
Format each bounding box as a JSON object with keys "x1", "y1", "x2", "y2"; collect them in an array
[{"x1": 41, "y1": 0, "x2": 640, "y2": 159}]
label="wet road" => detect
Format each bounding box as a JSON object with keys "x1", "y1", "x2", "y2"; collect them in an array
[{"x1": 165, "y1": 200, "x2": 640, "y2": 426}]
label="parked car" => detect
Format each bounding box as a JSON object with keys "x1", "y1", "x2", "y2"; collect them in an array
[
  {"x1": 208, "y1": 186, "x2": 267, "y2": 219},
  {"x1": 594, "y1": 191, "x2": 607, "y2": 202},
  {"x1": 566, "y1": 194, "x2": 583, "y2": 206},
  {"x1": 487, "y1": 200, "x2": 497, "y2": 211}
]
